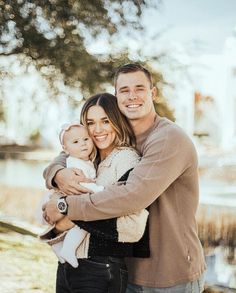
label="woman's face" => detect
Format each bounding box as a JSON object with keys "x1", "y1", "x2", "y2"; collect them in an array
[{"x1": 86, "y1": 105, "x2": 116, "y2": 159}]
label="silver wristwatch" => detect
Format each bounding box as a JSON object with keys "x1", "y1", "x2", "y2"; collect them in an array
[{"x1": 57, "y1": 196, "x2": 68, "y2": 215}]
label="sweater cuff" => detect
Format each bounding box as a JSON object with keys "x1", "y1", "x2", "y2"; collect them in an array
[
  {"x1": 117, "y1": 209, "x2": 149, "y2": 243},
  {"x1": 45, "y1": 165, "x2": 65, "y2": 189},
  {"x1": 38, "y1": 224, "x2": 67, "y2": 245},
  {"x1": 66, "y1": 194, "x2": 88, "y2": 221}
]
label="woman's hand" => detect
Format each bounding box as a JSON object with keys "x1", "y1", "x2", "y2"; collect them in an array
[{"x1": 54, "y1": 168, "x2": 94, "y2": 194}]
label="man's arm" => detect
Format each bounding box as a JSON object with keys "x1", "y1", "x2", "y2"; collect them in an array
[
  {"x1": 43, "y1": 151, "x2": 92, "y2": 194},
  {"x1": 74, "y1": 209, "x2": 148, "y2": 243},
  {"x1": 44, "y1": 125, "x2": 198, "y2": 222},
  {"x1": 64, "y1": 125, "x2": 198, "y2": 221},
  {"x1": 43, "y1": 151, "x2": 67, "y2": 189}
]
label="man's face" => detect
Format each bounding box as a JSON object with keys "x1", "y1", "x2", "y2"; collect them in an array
[{"x1": 115, "y1": 71, "x2": 156, "y2": 121}]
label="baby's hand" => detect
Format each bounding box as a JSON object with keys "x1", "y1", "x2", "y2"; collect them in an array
[{"x1": 55, "y1": 217, "x2": 75, "y2": 232}]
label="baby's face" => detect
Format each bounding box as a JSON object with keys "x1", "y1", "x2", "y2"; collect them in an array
[{"x1": 63, "y1": 126, "x2": 94, "y2": 160}]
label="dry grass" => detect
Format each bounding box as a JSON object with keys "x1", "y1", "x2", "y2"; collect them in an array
[
  {"x1": 0, "y1": 185, "x2": 45, "y2": 223},
  {"x1": 0, "y1": 232, "x2": 57, "y2": 293},
  {"x1": 0, "y1": 185, "x2": 235, "y2": 293},
  {"x1": 197, "y1": 205, "x2": 236, "y2": 263},
  {"x1": 0, "y1": 185, "x2": 57, "y2": 292}
]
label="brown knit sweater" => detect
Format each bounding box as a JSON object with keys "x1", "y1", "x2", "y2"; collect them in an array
[{"x1": 44, "y1": 115, "x2": 206, "y2": 288}]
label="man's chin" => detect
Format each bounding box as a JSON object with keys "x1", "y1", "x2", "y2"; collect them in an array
[{"x1": 125, "y1": 113, "x2": 142, "y2": 120}]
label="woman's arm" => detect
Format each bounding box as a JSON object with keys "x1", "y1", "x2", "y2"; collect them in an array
[{"x1": 73, "y1": 209, "x2": 148, "y2": 243}]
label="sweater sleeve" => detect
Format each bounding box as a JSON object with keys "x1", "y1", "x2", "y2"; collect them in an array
[
  {"x1": 73, "y1": 218, "x2": 118, "y2": 241},
  {"x1": 73, "y1": 209, "x2": 148, "y2": 243},
  {"x1": 66, "y1": 124, "x2": 198, "y2": 221},
  {"x1": 43, "y1": 151, "x2": 67, "y2": 189},
  {"x1": 113, "y1": 149, "x2": 140, "y2": 181},
  {"x1": 72, "y1": 168, "x2": 148, "y2": 243}
]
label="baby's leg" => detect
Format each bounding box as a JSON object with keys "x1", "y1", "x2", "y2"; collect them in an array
[
  {"x1": 81, "y1": 182, "x2": 104, "y2": 192},
  {"x1": 53, "y1": 217, "x2": 75, "y2": 264},
  {"x1": 51, "y1": 241, "x2": 65, "y2": 264},
  {"x1": 60, "y1": 226, "x2": 88, "y2": 268}
]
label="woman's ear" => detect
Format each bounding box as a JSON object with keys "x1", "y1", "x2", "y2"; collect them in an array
[{"x1": 151, "y1": 87, "x2": 157, "y2": 101}]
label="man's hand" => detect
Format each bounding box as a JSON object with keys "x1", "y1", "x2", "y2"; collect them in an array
[
  {"x1": 54, "y1": 168, "x2": 94, "y2": 194},
  {"x1": 55, "y1": 217, "x2": 75, "y2": 233},
  {"x1": 42, "y1": 198, "x2": 64, "y2": 225}
]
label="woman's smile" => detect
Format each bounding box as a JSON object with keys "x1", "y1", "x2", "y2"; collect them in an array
[
  {"x1": 94, "y1": 134, "x2": 108, "y2": 141},
  {"x1": 86, "y1": 105, "x2": 116, "y2": 159}
]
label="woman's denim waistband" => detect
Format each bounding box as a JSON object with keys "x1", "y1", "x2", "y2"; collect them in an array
[{"x1": 88, "y1": 256, "x2": 125, "y2": 264}]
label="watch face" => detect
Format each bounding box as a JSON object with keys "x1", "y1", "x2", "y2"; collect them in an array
[
  {"x1": 58, "y1": 201, "x2": 66, "y2": 212},
  {"x1": 57, "y1": 198, "x2": 67, "y2": 214}
]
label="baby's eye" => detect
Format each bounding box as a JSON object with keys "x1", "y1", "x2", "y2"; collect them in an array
[
  {"x1": 84, "y1": 137, "x2": 89, "y2": 141},
  {"x1": 73, "y1": 140, "x2": 78, "y2": 144}
]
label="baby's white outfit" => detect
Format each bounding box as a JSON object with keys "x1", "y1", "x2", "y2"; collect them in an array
[
  {"x1": 52, "y1": 156, "x2": 104, "y2": 268},
  {"x1": 40, "y1": 149, "x2": 149, "y2": 268}
]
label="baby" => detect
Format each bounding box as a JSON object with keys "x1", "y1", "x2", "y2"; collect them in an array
[{"x1": 40, "y1": 121, "x2": 104, "y2": 268}]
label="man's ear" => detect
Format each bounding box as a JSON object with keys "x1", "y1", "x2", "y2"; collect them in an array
[{"x1": 151, "y1": 87, "x2": 157, "y2": 100}]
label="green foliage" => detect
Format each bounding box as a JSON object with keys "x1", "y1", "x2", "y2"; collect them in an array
[
  {"x1": 0, "y1": 0, "x2": 175, "y2": 121},
  {"x1": 0, "y1": 0, "x2": 159, "y2": 93},
  {"x1": 29, "y1": 129, "x2": 41, "y2": 144}
]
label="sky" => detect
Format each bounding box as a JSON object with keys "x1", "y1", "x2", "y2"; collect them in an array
[{"x1": 143, "y1": 0, "x2": 236, "y2": 54}]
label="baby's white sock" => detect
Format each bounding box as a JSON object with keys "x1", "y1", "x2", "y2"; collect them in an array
[
  {"x1": 60, "y1": 226, "x2": 88, "y2": 268},
  {"x1": 52, "y1": 242, "x2": 65, "y2": 263}
]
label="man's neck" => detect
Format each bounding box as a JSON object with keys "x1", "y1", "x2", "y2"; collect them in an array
[{"x1": 131, "y1": 112, "x2": 157, "y2": 136}]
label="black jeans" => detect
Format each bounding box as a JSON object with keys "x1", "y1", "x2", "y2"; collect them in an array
[{"x1": 56, "y1": 256, "x2": 128, "y2": 293}]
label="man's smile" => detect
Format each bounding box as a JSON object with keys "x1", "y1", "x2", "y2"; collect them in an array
[{"x1": 126, "y1": 103, "x2": 142, "y2": 109}]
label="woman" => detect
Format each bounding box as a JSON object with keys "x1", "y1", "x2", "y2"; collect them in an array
[{"x1": 44, "y1": 93, "x2": 149, "y2": 293}]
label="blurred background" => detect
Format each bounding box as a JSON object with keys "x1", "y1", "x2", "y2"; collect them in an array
[{"x1": 0, "y1": 0, "x2": 235, "y2": 292}]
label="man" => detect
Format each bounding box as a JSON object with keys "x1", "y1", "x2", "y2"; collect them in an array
[{"x1": 43, "y1": 63, "x2": 206, "y2": 292}]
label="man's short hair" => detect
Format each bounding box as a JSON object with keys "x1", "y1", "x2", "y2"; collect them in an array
[{"x1": 114, "y1": 63, "x2": 153, "y2": 89}]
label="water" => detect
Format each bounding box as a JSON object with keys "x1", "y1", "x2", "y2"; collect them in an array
[
  {"x1": 1, "y1": 158, "x2": 236, "y2": 204},
  {"x1": 205, "y1": 248, "x2": 236, "y2": 289},
  {"x1": 0, "y1": 159, "x2": 47, "y2": 188}
]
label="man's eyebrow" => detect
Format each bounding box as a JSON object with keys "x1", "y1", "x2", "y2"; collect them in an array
[
  {"x1": 118, "y1": 86, "x2": 129, "y2": 91},
  {"x1": 118, "y1": 84, "x2": 146, "y2": 91},
  {"x1": 136, "y1": 84, "x2": 145, "y2": 88}
]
